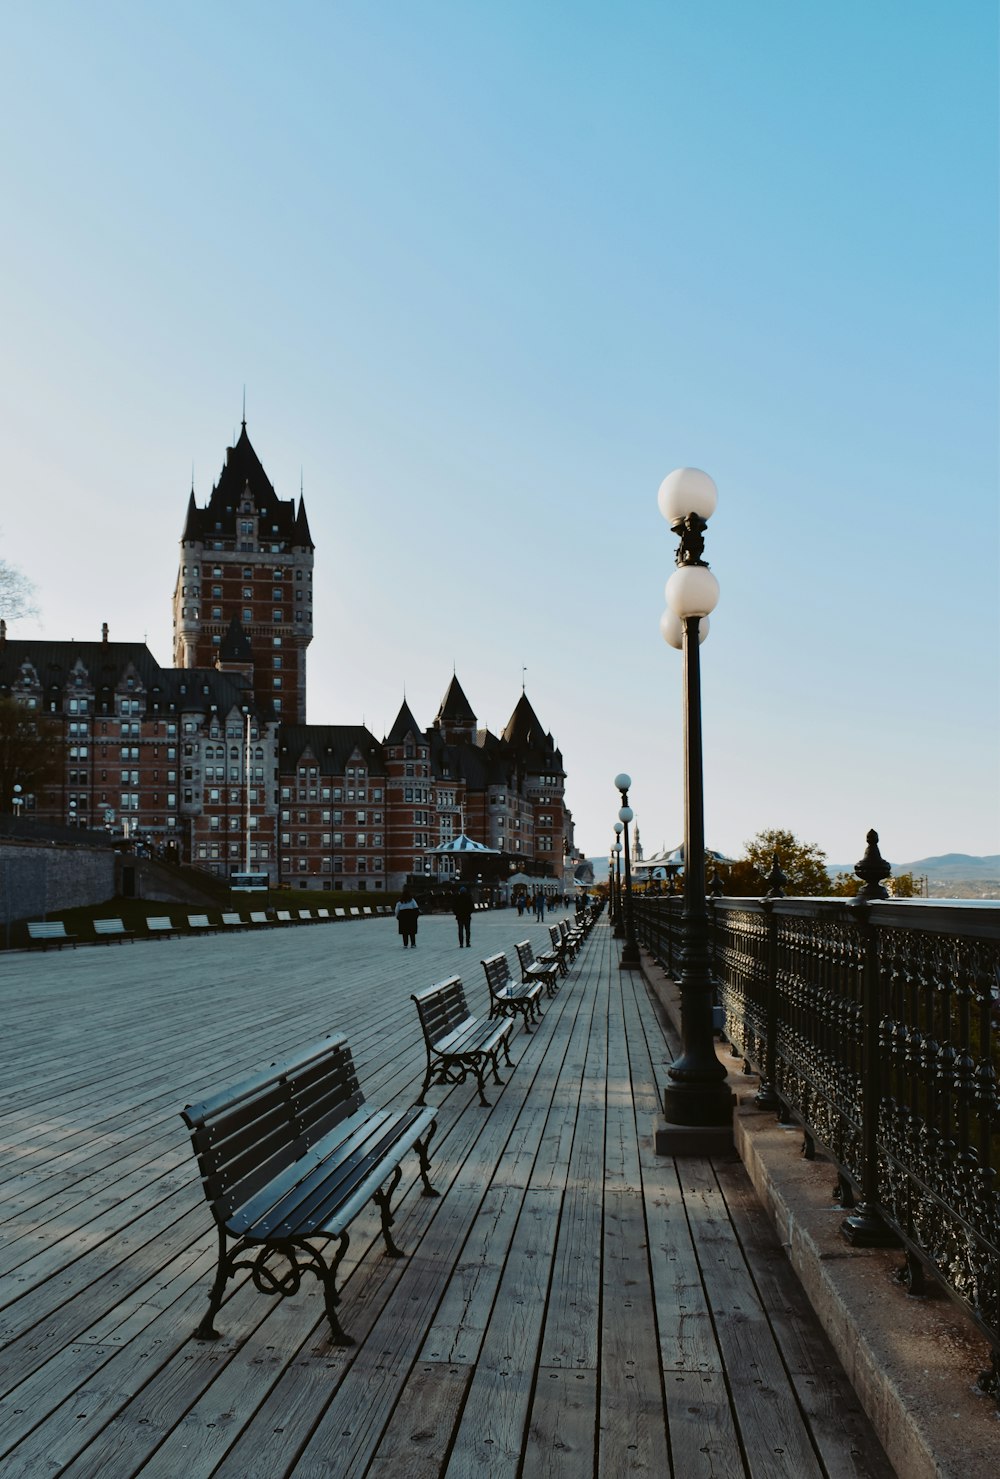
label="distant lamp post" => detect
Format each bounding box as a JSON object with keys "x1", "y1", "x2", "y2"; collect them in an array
[
  {"x1": 614, "y1": 773, "x2": 641, "y2": 969},
  {"x1": 657, "y1": 467, "x2": 733, "y2": 1145},
  {"x1": 612, "y1": 822, "x2": 624, "y2": 936},
  {"x1": 68, "y1": 799, "x2": 78, "y2": 829},
  {"x1": 12, "y1": 784, "x2": 23, "y2": 824}
]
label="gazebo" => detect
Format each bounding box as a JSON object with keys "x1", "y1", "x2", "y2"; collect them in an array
[{"x1": 424, "y1": 832, "x2": 500, "y2": 884}]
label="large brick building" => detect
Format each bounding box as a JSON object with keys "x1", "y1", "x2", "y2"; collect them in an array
[{"x1": 0, "y1": 424, "x2": 578, "y2": 893}]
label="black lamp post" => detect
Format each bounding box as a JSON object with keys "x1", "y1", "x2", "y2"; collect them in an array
[
  {"x1": 612, "y1": 823, "x2": 624, "y2": 936},
  {"x1": 614, "y1": 774, "x2": 641, "y2": 969},
  {"x1": 657, "y1": 467, "x2": 733, "y2": 1137}
]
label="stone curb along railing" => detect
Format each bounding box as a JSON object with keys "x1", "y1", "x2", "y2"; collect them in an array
[{"x1": 633, "y1": 882, "x2": 1000, "y2": 1400}]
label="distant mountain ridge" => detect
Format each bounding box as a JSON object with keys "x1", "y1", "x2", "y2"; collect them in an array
[{"x1": 828, "y1": 854, "x2": 1000, "y2": 881}]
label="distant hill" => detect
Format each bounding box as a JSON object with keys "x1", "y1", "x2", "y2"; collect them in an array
[{"x1": 828, "y1": 854, "x2": 1000, "y2": 882}]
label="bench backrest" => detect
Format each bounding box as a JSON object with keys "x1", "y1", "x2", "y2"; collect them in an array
[
  {"x1": 27, "y1": 921, "x2": 69, "y2": 939},
  {"x1": 515, "y1": 941, "x2": 536, "y2": 975},
  {"x1": 298, "y1": 910, "x2": 314, "y2": 922},
  {"x1": 481, "y1": 953, "x2": 513, "y2": 1001},
  {"x1": 335, "y1": 908, "x2": 347, "y2": 918},
  {"x1": 549, "y1": 925, "x2": 562, "y2": 949},
  {"x1": 188, "y1": 915, "x2": 211, "y2": 928},
  {"x1": 250, "y1": 911, "x2": 269, "y2": 925},
  {"x1": 147, "y1": 917, "x2": 174, "y2": 931},
  {"x1": 412, "y1": 976, "x2": 473, "y2": 1048},
  {"x1": 221, "y1": 913, "x2": 244, "y2": 926},
  {"x1": 94, "y1": 919, "x2": 126, "y2": 936},
  {"x1": 349, "y1": 907, "x2": 361, "y2": 916},
  {"x1": 181, "y1": 1034, "x2": 364, "y2": 1227},
  {"x1": 317, "y1": 908, "x2": 330, "y2": 920},
  {"x1": 276, "y1": 911, "x2": 293, "y2": 923}
]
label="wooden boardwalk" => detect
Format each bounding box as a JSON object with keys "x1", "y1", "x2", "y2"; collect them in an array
[{"x1": 0, "y1": 912, "x2": 896, "y2": 1477}]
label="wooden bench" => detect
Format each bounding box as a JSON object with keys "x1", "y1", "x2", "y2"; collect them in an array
[
  {"x1": 515, "y1": 939, "x2": 561, "y2": 998},
  {"x1": 188, "y1": 914, "x2": 216, "y2": 932},
  {"x1": 481, "y1": 953, "x2": 543, "y2": 1033},
  {"x1": 316, "y1": 908, "x2": 331, "y2": 921},
  {"x1": 220, "y1": 912, "x2": 248, "y2": 929},
  {"x1": 93, "y1": 918, "x2": 135, "y2": 944},
  {"x1": 26, "y1": 921, "x2": 77, "y2": 949},
  {"x1": 249, "y1": 911, "x2": 273, "y2": 927},
  {"x1": 411, "y1": 977, "x2": 514, "y2": 1108},
  {"x1": 548, "y1": 923, "x2": 574, "y2": 967},
  {"x1": 335, "y1": 908, "x2": 348, "y2": 919},
  {"x1": 297, "y1": 910, "x2": 316, "y2": 924},
  {"x1": 181, "y1": 1034, "x2": 438, "y2": 1348},
  {"x1": 275, "y1": 910, "x2": 294, "y2": 925},
  {"x1": 146, "y1": 916, "x2": 179, "y2": 938}
]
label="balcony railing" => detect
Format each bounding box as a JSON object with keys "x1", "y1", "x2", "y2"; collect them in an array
[{"x1": 633, "y1": 893, "x2": 1000, "y2": 1394}]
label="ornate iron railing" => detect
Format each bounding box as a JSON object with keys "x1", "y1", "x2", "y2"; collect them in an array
[{"x1": 633, "y1": 893, "x2": 1000, "y2": 1392}]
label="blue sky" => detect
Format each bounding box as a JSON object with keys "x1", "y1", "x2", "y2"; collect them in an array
[{"x1": 1, "y1": 1, "x2": 997, "y2": 867}]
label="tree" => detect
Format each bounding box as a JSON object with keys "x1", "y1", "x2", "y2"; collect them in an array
[
  {"x1": 0, "y1": 559, "x2": 38, "y2": 624},
  {"x1": 723, "y1": 828, "x2": 831, "y2": 897},
  {"x1": 888, "y1": 871, "x2": 923, "y2": 898},
  {"x1": 0, "y1": 699, "x2": 64, "y2": 811}
]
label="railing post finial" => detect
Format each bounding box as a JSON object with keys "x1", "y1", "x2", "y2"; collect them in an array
[
  {"x1": 762, "y1": 854, "x2": 787, "y2": 899},
  {"x1": 853, "y1": 828, "x2": 892, "y2": 903}
]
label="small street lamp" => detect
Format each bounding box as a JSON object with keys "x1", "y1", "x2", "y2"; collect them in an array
[
  {"x1": 12, "y1": 784, "x2": 23, "y2": 824},
  {"x1": 614, "y1": 773, "x2": 641, "y2": 969},
  {"x1": 657, "y1": 467, "x2": 733, "y2": 1144},
  {"x1": 612, "y1": 822, "x2": 624, "y2": 937}
]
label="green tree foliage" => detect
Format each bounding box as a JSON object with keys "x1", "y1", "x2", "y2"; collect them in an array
[
  {"x1": 723, "y1": 828, "x2": 831, "y2": 897},
  {"x1": 827, "y1": 872, "x2": 861, "y2": 897},
  {"x1": 0, "y1": 699, "x2": 64, "y2": 811}
]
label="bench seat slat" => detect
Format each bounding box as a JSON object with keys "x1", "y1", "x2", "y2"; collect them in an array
[{"x1": 245, "y1": 1105, "x2": 435, "y2": 1240}]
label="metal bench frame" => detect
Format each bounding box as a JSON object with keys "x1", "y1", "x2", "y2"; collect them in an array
[
  {"x1": 515, "y1": 940, "x2": 561, "y2": 997},
  {"x1": 181, "y1": 1034, "x2": 438, "y2": 1347},
  {"x1": 411, "y1": 976, "x2": 514, "y2": 1108},
  {"x1": 481, "y1": 953, "x2": 543, "y2": 1032}
]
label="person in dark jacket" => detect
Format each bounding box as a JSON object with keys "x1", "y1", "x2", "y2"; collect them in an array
[
  {"x1": 453, "y1": 886, "x2": 474, "y2": 947},
  {"x1": 395, "y1": 888, "x2": 419, "y2": 948}
]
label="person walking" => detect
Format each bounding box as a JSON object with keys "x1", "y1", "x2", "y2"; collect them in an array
[
  {"x1": 533, "y1": 889, "x2": 545, "y2": 921},
  {"x1": 395, "y1": 888, "x2": 420, "y2": 948},
  {"x1": 453, "y1": 886, "x2": 474, "y2": 948}
]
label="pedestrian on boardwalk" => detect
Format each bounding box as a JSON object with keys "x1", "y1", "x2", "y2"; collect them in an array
[
  {"x1": 453, "y1": 886, "x2": 474, "y2": 948},
  {"x1": 395, "y1": 888, "x2": 420, "y2": 948},
  {"x1": 516, "y1": 893, "x2": 525, "y2": 916},
  {"x1": 533, "y1": 889, "x2": 545, "y2": 921}
]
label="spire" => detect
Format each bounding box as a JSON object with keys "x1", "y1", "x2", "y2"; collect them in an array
[
  {"x1": 436, "y1": 674, "x2": 476, "y2": 725},
  {"x1": 242, "y1": 385, "x2": 246, "y2": 429},
  {"x1": 181, "y1": 489, "x2": 199, "y2": 541},
  {"x1": 295, "y1": 494, "x2": 314, "y2": 549},
  {"x1": 387, "y1": 697, "x2": 422, "y2": 745},
  {"x1": 501, "y1": 690, "x2": 548, "y2": 751},
  {"x1": 219, "y1": 614, "x2": 254, "y2": 663}
]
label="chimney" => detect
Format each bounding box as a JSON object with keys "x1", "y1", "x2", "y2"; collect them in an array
[{"x1": 102, "y1": 623, "x2": 109, "y2": 643}]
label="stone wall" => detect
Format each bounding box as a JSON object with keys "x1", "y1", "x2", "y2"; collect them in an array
[{"x1": 0, "y1": 840, "x2": 116, "y2": 926}]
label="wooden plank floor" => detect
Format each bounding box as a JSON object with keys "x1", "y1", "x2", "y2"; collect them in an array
[{"x1": 0, "y1": 912, "x2": 897, "y2": 1477}]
